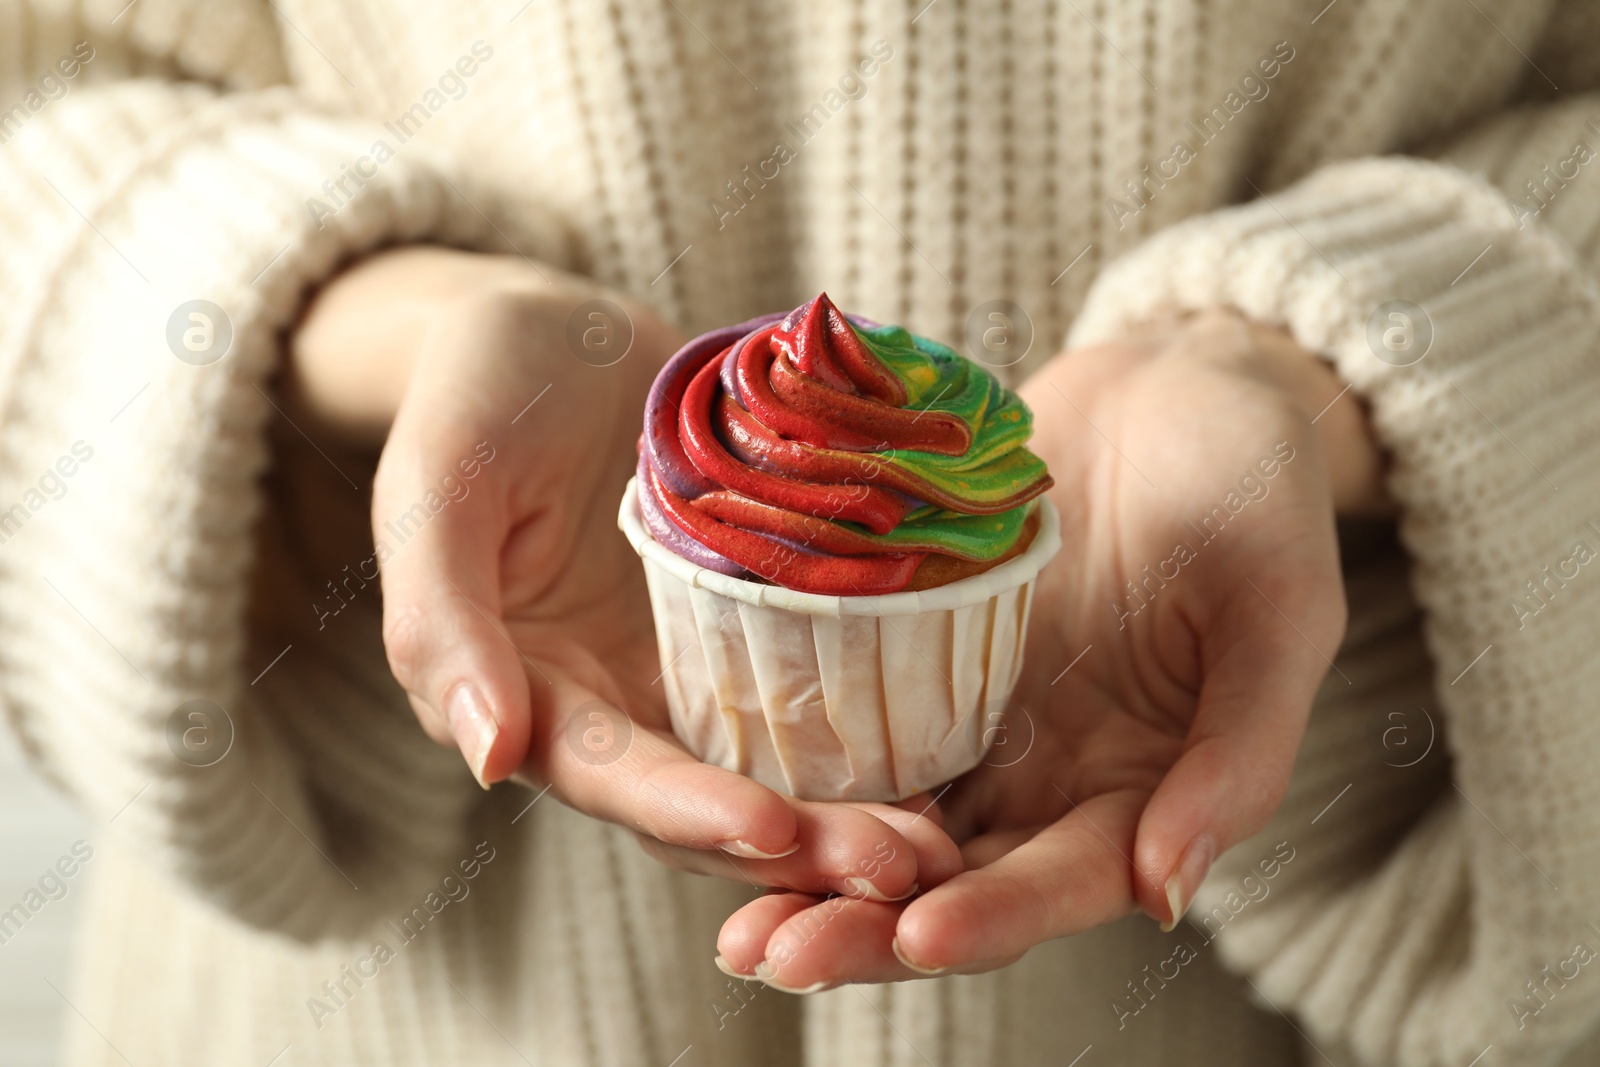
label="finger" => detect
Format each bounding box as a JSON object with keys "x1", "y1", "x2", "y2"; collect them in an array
[
  {"x1": 760, "y1": 897, "x2": 907, "y2": 991},
  {"x1": 407, "y1": 694, "x2": 452, "y2": 747},
  {"x1": 535, "y1": 688, "x2": 800, "y2": 858},
  {"x1": 893, "y1": 789, "x2": 1146, "y2": 973},
  {"x1": 374, "y1": 417, "x2": 531, "y2": 788},
  {"x1": 1133, "y1": 575, "x2": 1340, "y2": 929},
  {"x1": 957, "y1": 825, "x2": 1039, "y2": 869},
  {"x1": 633, "y1": 801, "x2": 961, "y2": 899},
  {"x1": 888, "y1": 791, "x2": 946, "y2": 831},
  {"x1": 721, "y1": 893, "x2": 1024, "y2": 990},
  {"x1": 855, "y1": 804, "x2": 963, "y2": 890},
  {"x1": 717, "y1": 892, "x2": 821, "y2": 977}
]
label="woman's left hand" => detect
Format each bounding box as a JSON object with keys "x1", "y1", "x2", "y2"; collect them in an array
[{"x1": 715, "y1": 310, "x2": 1389, "y2": 989}]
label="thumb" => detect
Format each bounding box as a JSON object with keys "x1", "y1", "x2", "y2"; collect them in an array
[
  {"x1": 374, "y1": 431, "x2": 532, "y2": 788},
  {"x1": 1132, "y1": 574, "x2": 1342, "y2": 929}
]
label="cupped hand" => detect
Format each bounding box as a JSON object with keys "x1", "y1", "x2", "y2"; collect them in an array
[
  {"x1": 286, "y1": 247, "x2": 938, "y2": 900},
  {"x1": 718, "y1": 310, "x2": 1389, "y2": 989}
]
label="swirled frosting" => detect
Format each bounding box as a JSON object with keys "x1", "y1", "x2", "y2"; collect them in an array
[{"x1": 639, "y1": 293, "x2": 1052, "y2": 595}]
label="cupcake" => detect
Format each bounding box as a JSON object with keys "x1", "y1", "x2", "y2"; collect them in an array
[{"x1": 618, "y1": 293, "x2": 1060, "y2": 801}]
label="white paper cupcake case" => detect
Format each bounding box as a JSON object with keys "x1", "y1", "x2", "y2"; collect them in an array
[{"x1": 618, "y1": 479, "x2": 1062, "y2": 801}]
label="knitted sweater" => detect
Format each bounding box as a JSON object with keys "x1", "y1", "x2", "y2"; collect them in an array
[{"x1": 3, "y1": 1, "x2": 1600, "y2": 1064}]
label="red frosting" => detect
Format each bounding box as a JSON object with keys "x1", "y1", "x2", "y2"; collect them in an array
[{"x1": 639, "y1": 293, "x2": 1050, "y2": 595}]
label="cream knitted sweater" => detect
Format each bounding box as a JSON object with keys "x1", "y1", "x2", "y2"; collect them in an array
[{"x1": 3, "y1": 1, "x2": 1600, "y2": 1065}]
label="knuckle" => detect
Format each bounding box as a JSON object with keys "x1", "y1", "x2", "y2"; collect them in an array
[
  {"x1": 447, "y1": 284, "x2": 575, "y2": 356},
  {"x1": 381, "y1": 603, "x2": 432, "y2": 690}
]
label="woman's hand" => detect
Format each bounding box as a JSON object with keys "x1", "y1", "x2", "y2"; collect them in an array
[
  {"x1": 284, "y1": 247, "x2": 945, "y2": 900},
  {"x1": 716, "y1": 310, "x2": 1389, "y2": 988}
]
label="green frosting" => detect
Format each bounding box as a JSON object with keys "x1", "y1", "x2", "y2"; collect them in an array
[
  {"x1": 851, "y1": 323, "x2": 1050, "y2": 555},
  {"x1": 835, "y1": 502, "x2": 1035, "y2": 562}
]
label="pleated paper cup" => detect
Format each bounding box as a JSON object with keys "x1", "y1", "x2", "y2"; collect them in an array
[{"x1": 618, "y1": 478, "x2": 1062, "y2": 802}]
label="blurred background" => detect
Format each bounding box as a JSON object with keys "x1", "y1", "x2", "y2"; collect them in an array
[{"x1": 1, "y1": 728, "x2": 89, "y2": 1065}]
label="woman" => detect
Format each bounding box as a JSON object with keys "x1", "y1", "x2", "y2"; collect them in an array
[{"x1": 1, "y1": 0, "x2": 1597, "y2": 1064}]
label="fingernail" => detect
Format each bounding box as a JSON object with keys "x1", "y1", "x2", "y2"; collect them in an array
[
  {"x1": 446, "y1": 682, "x2": 498, "y2": 790},
  {"x1": 719, "y1": 839, "x2": 800, "y2": 860},
  {"x1": 891, "y1": 937, "x2": 948, "y2": 976},
  {"x1": 844, "y1": 877, "x2": 917, "y2": 903},
  {"x1": 753, "y1": 960, "x2": 830, "y2": 994},
  {"x1": 714, "y1": 954, "x2": 751, "y2": 978},
  {"x1": 1160, "y1": 833, "x2": 1216, "y2": 932}
]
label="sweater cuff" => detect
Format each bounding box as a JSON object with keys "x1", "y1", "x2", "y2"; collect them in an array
[
  {"x1": 1071, "y1": 157, "x2": 1600, "y2": 1065},
  {"x1": 1069, "y1": 156, "x2": 1598, "y2": 655},
  {"x1": 0, "y1": 81, "x2": 566, "y2": 937}
]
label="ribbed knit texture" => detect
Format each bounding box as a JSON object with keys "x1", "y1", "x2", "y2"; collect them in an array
[{"x1": 3, "y1": 1, "x2": 1600, "y2": 1065}]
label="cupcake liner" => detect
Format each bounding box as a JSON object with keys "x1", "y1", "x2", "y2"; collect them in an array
[{"x1": 618, "y1": 479, "x2": 1062, "y2": 802}]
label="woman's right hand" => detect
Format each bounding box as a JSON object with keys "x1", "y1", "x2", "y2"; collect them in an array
[{"x1": 287, "y1": 247, "x2": 959, "y2": 903}]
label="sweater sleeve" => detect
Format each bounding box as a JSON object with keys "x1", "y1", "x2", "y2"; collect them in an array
[
  {"x1": 1068, "y1": 99, "x2": 1600, "y2": 1066},
  {"x1": 0, "y1": 1, "x2": 568, "y2": 940}
]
